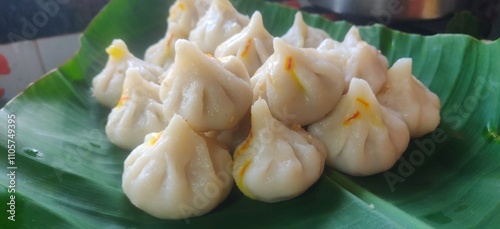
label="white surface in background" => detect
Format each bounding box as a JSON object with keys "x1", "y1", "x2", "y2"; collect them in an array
[
  {"x1": 0, "y1": 40, "x2": 45, "y2": 100},
  {"x1": 36, "y1": 33, "x2": 82, "y2": 72},
  {"x1": 0, "y1": 33, "x2": 81, "y2": 102}
]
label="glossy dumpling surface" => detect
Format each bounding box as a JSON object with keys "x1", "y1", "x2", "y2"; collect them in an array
[
  {"x1": 144, "y1": 0, "x2": 212, "y2": 68},
  {"x1": 203, "y1": 111, "x2": 251, "y2": 150},
  {"x1": 252, "y1": 38, "x2": 344, "y2": 126},
  {"x1": 189, "y1": 0, "x2": 249, "y2": 54},
  {"x1": 318, "y1": 27, "x2": 389, "y2": 93},
  {"x1": 308, "y1": 78, "x2": 410, "y2": 176},
  {"x1": 233, "y1": 99, "x2": 326, "y2": 202},
  {"x1": 281, "y1": 12, "x2": 330, "y2": 48},
  {"x1": 160, "y1": 39, "x2": 253, "y2": 132},
  {"x1": 122, "y1": 114, "x2": 233, "y2": 219},
  {"x1": 92, "y1": 39, "x2": 163, "y2": 107},
  {"x1": 105, "y1": 67, "x2": 167, "y2": 150},
  {"x1": 167, "y1": 0, "x2": 212, "y2": 38},
  {"x1": 214, "y1": 11, "x2": 274, "y2": 76},
  {"x1": 377, "y1": 58, "x2": 441, "y2": 137}
]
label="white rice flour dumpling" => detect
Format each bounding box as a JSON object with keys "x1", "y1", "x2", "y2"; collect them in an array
[
  {"x1": 122, "y1": 114, "x2": 233, "y2": 219},
  {"x1": 160, "y1": 39, "x2": 253, "y2": 132},
  {"x1": 308, "y1": 78, "x2": 410, "y2": 176},
  {"x1": 189, "y1": 0, "x2": 249, "y2": 54},
  {"x1": 233, "y1": 99, "x2": 326, "y2": 202},
  {"x1": 252, "y1": 38, "x2": 344, "y2": 126},
  {"x1": 281, "y1": 12, "x2": 330, "y2": 48},
  {"x1": 167, "y1": 0, "x2": 212, "y2": 38},
  {"x1": 144, "y1": 0, "x2": 212, "y2": 68},
  {"x1": 318, "y1": 27, "x2": 389, "y2": 94},
  {"x1": 92, "y1": 39, "x2": 163, "y2": 108},
  {"x1": 377, "y1": 58, "x2": 441, "y2": 137},
  {"x1": 106, "y1": 68, "x2": 167, "y2": 150},
  {"x1": 203, "y1": 111, "x2": 251, "y2": 150},
  {"x1": 214, "y1": 11, "x2": 274, "y2": 76}
]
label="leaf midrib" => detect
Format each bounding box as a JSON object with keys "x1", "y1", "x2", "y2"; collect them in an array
[{"x1": 323, "y1": 170, "x2": 433, "y2": 229}]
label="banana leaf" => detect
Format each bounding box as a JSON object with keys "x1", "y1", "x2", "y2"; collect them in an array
[{"x1": 1, "y1": 0, "x2": 499, "y2": 228}]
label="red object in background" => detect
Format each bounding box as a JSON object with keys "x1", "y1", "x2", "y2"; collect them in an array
[
  {"x1": 284, "y1": 0, "x2": 301, "y2": 9},
  {"x1": 0, "y1": 52, "x2": 11, "y2": 75},
  {"x1": 0, "y1": 88, "x2": 4, "y2": 98}
]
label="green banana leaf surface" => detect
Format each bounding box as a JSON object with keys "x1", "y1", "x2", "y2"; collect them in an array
[{"x1": 1, "y1": 0, "x2": 499, "y2": 228}]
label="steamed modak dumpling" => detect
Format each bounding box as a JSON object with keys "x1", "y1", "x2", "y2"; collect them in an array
[
  {"x1": 167, "y1": 0, "x2": 212, "y2": 37},
  {"x1": 144, "y1": 0, "x2": 212, "y2": 68},
  {"x1": 92, "y1": 39, "x2": 164, "y2": 108},
  {"x1": 281, "y1": 12, "x2": 330, "y2": 48},
  {"x1": 252, "y1": 38, "x2": 344, "y2": 126},
  {"x1": 308, "y1": 78, "x2": 410, "y2": 176},
  {"x1": 214, "y1": 11, "x2": 274, "y2": 76},
  {"x1": 318, "y1": 27, "x2": 389, "y2": 93},
  {"x1": 189, "y1": 0, "x2": 249, "y2": 54},
  {"x1": 143, "y1": 28, "x2": 181, "y2": 69},
  {"x1": 377, "y1": 58, "x2": 441, "y2": 137},
  {"x1": 203, "y1": 111, "x2": 251, "y2": 150},
  {"x1": 122, "y1": 114, "x2": 233, "y2": 219},
  {"x1": 233, "y1": 99, "x2": 326, "y2": 202},
  {"x1": 105, "y1": 67, "x2": 167, "y2": 150},
  {"x1": 160, "y1": 39, "x2": 253, "y2": 132}
]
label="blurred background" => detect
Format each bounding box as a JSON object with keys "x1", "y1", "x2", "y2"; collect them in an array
[{"x1": 0, "y1": 0, "x2": 499, "y2": 106}]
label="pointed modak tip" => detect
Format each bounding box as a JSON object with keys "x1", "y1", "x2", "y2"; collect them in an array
[
  {"x1": 249, "y1": 11, "x2": 264, "y2": 26},
  {"x1": 173, "y1": 39, "x2": 191, "y2": 51},
  {"x1": 348, "y1": 78, "x2": 371, "y2": 92},
  {"x1": 173, "y1": 39, "x2": 201, "y2": 56},
  {"x1": 272, "y1": 37, "x2": 294, "y2": 52},
  {"x1": 106, "y1": 39, "x2": 130, "y2": 60},
  {"x1": 344, "y1": 26, "x2": 361, "y2": 43},
  {"x1": 293, "y1": 11, "x2": 304, "y2": 24},
  {"x1": 390, "y1": 58, "x2": 413, "y2": 73}
]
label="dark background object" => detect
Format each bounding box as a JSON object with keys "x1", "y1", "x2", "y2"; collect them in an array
[
  {"x1": 309, "y1": 0, "x2": 470, "y2": 20},
  {"x1": 0, "y1": 0, "x2": 498, "y2": 43},
  {"x1": 0, "y1": 0, "x2": 110, "y2": 44},
  {"x1": 282, "y1": 0, "x2": 500, "y2": 39}
]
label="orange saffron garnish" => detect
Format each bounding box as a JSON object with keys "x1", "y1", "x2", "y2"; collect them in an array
[
  {"x1": 343, "y1": 111, "x2": 361, "y2": 126},
  {"x1": 291, "y1": 123, "x2": 302, "y2": 131},
  {"x1": 235, "y1": 159, "x2": 255, "y2": 199},
  {"x1": 356, "y1": 98, "x2": 370, "y2": 107},
  {"x1": 235, "y1": 132, "x2": 252, "y2": 156},
  {"x1": 285, "y1": 56, "x2": 294, "y2": 71},
  {"x1": 240, "y1": 39, "x2": 253, "y2": 57},
  {"x1": 239, "y1": 160, "x2": 252, "y2": 178},
  {"x1": 148, "y1": 131, "x2": 163, "y2": 146},
  {"x1": 166, "y1": 33, "x2": 175, "y2": 48},
  {"x1": 178, "y1": 2, "x2": 185, "y2": 11},
  {"x1": 168, "y1": 3, "x2": 185, "y2": 20},
  {"x1": 284, "y1": 56, "x2": 305, "y2": 91},
  {"x1": 117, "y1": 94, "x2": 130, "y2": 108}
]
